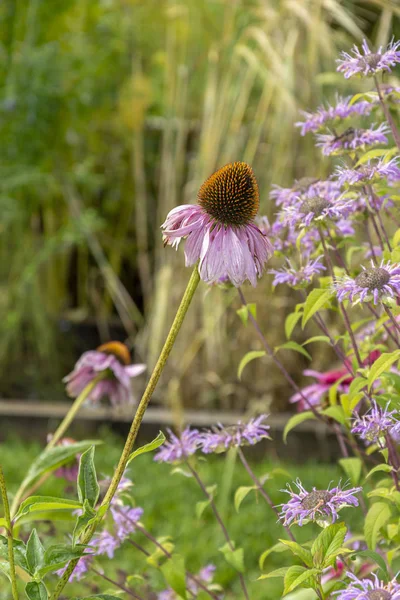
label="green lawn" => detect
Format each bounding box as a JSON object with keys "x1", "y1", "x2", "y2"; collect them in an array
[{"x1": 0, "y1": 430, "x2": 345, "y2": 599}]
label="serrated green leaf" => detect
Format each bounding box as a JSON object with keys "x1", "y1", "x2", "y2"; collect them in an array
[
  {"x1": 26, "y1": 529, "x2": 45, "y2": 575},
  {"x1": 367, "y1": 351, "x2": 400, "y2": 391},
  {"x1": 0, "y1": 535, "x2": 28, "y2": 572},
  {"x1": 278, "y1": 540, "x2": 313, "y2": 567},
  {"x1": 348, "y1": 377, "x2": 367, "y2": 400},
  {"x1": 339, "y1": 458, "x2": 363, "y2": 486},
  {"x1": 323, "y1": 405, "x2": 346, "y2": 424},
  {"x1": 78, "y1": 447, "x2": 99, "y2": 508},
  {"x1": 285, "y1": 312, "x2": 303, "y2": 339},
  {"x1": 283, "y1": 412, "x2": 315, "y2": 443},
  {"x1": 25, "y1": 582, "x2": 48, "y2": 600},
  {"x1": 259, "y1": 543, "x2": 289, "y2": 570},
  {"x1": 127, "y1": 431, "x2": 166, "y2": 465},
  {"x1": 14, "y1": 496, "x2": 81, "y2": 524},
  {"x1": 312, "y1": 523, "x2": 347, "y2": 568},
  {"x1": 237, "y1": 351, "x2": 266, "y2": 380},
  {"x1": 365, "y1": 464, "x2": 393, "y2": 479},
  {"x1": 302, "y1": 288, "x2": 333, "y2": 328},
  {"x1": 160, "y1": 555, "x2": 187, "y2": 600},
  {"x1": 364, "y1": 502, "x2": 392, "y2": 549},
  {"x1": 258, "y1": 566, "x2": 290, "y2": 580},
  {"x1": 275, "y1": 341, "x2": 311, "y2": 360},
  {"x1": 234, "y1": 486, "x2": 255, "y2": 513},
  {"x1": 219, "y1": 543, "x2": 245, "y2": 573},
  {"x1": 283, "y1": 565, "x2": 318, "y2": 595},
  {"x1": 37, "y1": 544, "x2": 87, "y2": 578}
]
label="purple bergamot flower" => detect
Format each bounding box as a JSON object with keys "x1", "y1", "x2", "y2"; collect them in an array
[
  {"x1": 63, "y1": 341, "x2": 146, "y2": 407},
  {"x1": 337, "y1": 38, "x2": 400, "y2": 79},
  {"x1": 334, "y1": 260, "x2": 400, "y2": 306},
  {"x1": 315, "y1": 124, "x2": 389, "y2": 156},
  {"x1": 336, "y1": 572, "x2": 400, "y2": 599},
  {"x1": 278, "y1": 479, "x2": 362, "y2": 527},
  {"x1": 336, "y1": 157, "x2": 400, "y2": 187},
  {"x1": 199, "y1": 415, "x2": 270, "y2": 454},
  {"x1": 154, "y1": 427, "x2": 201, "y2": 463},
  {"x1": 296, "y1": 96, "x2": 373, "y2": 135},
  {"x1": 269, "y1": 256, "x2": 325, "y2": 288},
  {"x1": 282, "y1": 190, "x2": 353, "y2": 228},
  {"x1": 351, "y1": 401, "x2": 400, "y2": 445},
  {"x1": 161, "y1": 162, "x2": 273, "y2": 286}
]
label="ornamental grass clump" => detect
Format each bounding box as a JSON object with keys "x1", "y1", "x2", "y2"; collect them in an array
[{"x1": 3, "y1": 35, "x2": 400, "y2": 600}]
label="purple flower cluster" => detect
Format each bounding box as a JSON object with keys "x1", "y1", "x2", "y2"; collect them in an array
[
  {"x1": 334, "y1": 260, "x2": 400, "y2": 306},
  {"x1": 352, "y1": 401, "x2": 400, "y2": 445},
  {"x1": 154, "y1": 427, "x2": 200, "y2": 463},
  {"x1": 296, "y1": 96, "x2": 373, "y2": 135},
  {"x1": 282, "y1": 188, "x2": 354, "y2": 228},
  {"x1": 336, "y1": 572, "x2": 400, "y2": 599},
  {"x1": 315, "y1": 124, "x2": 389, "y2": 156},
  {"x1": 269, "y1": 257, "x2": 325, "y2": 288},
  {"x1": 336, "y1": 157, "x2": 400, "y2": 187},
  {"x1": 337, "y1": 38, "x2": 400, "y2": 79},
  {"x1": 279, "y1": 479, "x2": 362, "y2": 527}
]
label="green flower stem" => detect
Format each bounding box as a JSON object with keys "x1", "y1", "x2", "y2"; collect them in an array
[
  {"x1": 46, "y1": 375, "x2": 105, "y2": 450},
  {"x1": 49, "y1": 265, "x2": 201, "y2": 600},
  {"x1": 0, "y1": 466, "x2": 19, "y2": 600}
]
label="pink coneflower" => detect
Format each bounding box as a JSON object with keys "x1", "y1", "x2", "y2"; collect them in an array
[
  {"x1": 161, "y1": 162, "x2": 273, "y2": 286},
  {"x1": 63, "y1": 341, "x2": 146, "y2": 407},
  {"x1": 289, "y1": 367, "x2": 353, "y2": 411}
]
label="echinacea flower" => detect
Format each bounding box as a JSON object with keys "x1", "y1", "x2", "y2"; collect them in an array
[
  {"x1": 337, "y1": 38, "x2": 400, "y2": 79},
  {"x1": 336, "y1": 157, "x2": 400, "y2": 187},
  {"x1": 161, "y1": 162, "x2": 273, "y2": 286},
  {"x1": 289, "y1": 367, "x2": 353, "y2": 411},
  {"x1": 335, "y1": 572, "x2": 400, "y2": 599},
  {"x1": 154, "y1": 427, "x2": 201, "y2": 463},
  {"x1": 351, "y1": 401, "x2": 400, "y2": 445},
  {"x1": 296, "y1": 96, "x2": 373, "y2": 135},
  {"x1": 199, "y1": 415, "x2": 270, "y2": 454},
  {"x1": 315, "y1": 124, "x2": 389, "y2": 156},
  {"x1": 278, "y1": 479, "x2": 361, "y2": 527},
  {"x1": 63, "y1": 341, "x2": 146, "y2": 407},
  {"x1": 269, "y1": 256, "x2": 326, "y2": 288},
  {"x1": 334, "y1": 260, "x2": 400, "y2": 306}
]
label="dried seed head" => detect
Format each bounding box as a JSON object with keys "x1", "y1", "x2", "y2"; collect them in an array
[
  {"x1": 366, "y1": 591, "x2": 391, "y2": 600},
  {"x1": 300, "y1": 196, "x2": 330, "y2": 217},
  {"x1": 97, "y1": 341, "x2": 131, "y2": 365},
  {"x1": 198, "y1": 162, "x2": 259, "y2": 226},
  {"x1": 301, "y1": 490, "x2": 332, "y2": 510},
  {"x1": 355, "y1": 268, "x2": 390, "y2": 290}
]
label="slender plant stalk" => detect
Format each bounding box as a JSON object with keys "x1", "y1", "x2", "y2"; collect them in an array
[
  {"x1": 49, "y1": 266, "x2": 201, "y2": 600},
  {"x1": 47, "y1": 375, "x2": 105, "y2": 450},
  {"x1": 374, "y1": 75, "x2": 400, "y2": 151},
  {"x1": 91, "y1": 567, "x2": 144, "y2": 600},
  {"x1": 0, "y1": 466, "x2": 19, "y2": 600},
  {"x1": 185, "y1": 460, "x2": 250, "y2": 600}
]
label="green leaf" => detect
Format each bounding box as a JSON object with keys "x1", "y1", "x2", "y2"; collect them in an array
[
  {"x1": 25, "y1": 582, "x2": 48, "y2": 600},
  {"x1": 234, "y1": 486, "x2": 255, "y2": 513},
  {"x1": 26, "y1": 529, "x2": 45, "y2": 575},
  {"x1": 348, "y1": 377, "x2": 367, "y2": 400},
  {"x1": 259, "y1": 543, "x2": 289, "y2": 570},
  {"x1": 219, "y1": 543, "x2": 245, "y2": 573},
  {"x1": 367, "y1": 351, "x2": 400, "y2": 391},
  {"x1": 14, "y1": 496, "x2": 82, "y2": 524},
  {"x1": 283, "y1": 565, "x2": 318, "y2": 595},
  {"x1": 302, "y1": 336, "x2": 331, "y2": 345},
  {"x1": 21, "y1": 440, "x2": 102, "y2": 491},
  {"x1": 339, "y1": 458, "x2": 363, "y2": 486},
  {"x1": 301, "y1": 288, "x2": 333, "y2": 328},
  {"x1": 127, "y1": 431, "x2": 166, "y2": 465},
  {"x1": 237, "y1": 351, "x2": 266, "y2": 380},
  {"x1": 351, "y1": 550, "x2": 388, "y2": 575},
  {"x1": 160, "y1": 555, "x2": 187, "y2": 600},
  {"x1": 37, "y1": 544, "x2": 87, "y2": 578},
  {"x1": 78, "y1": 447, "x2": 99, "y2": 508},
  {"x1": 73, "y1": 500, "x2": 97, "y2": 546},
  {"x1": 258, "y1": 566, "x2": 290, "y2": 580},
  {"x1": 365, "y1": 464, "x2": 393, "y2": 479},
  {"x1": 285, "y1": 312, "x2": 303, "y2": 339},
  {"x1": 195, "y1": 499, "x2": 211, "y2": 519},
  {"x1": 283, "y1": 411, "x2": 315, "y2": 443},
  {"x1": 349, "y1": 91, "x2": 377, "y2": 106},
  {"x1": 278, "y1": 540, "x2": 313, "y2": 567},
  {"x1": 73, "y1": 597, "x2": 121, "y2": 600},
  {"x1": 323, "y1": 405, "x2": 346, "y2": 425},
  {"x1": 275, "y1": 341, "x2": 311, "y2": 361},
  {"x1": 311, "y1": 523, "x2": 347, "y2": 568},
  {"x1": 355, "y1": 148, "x2": 391, "y2": 166},
  {"x1": 236, "y1": 303, "x2": 256, "y2": 325},
  {"x1": 0, "y1": 535, "x2": 28, "y2": 572},
  {"x1": 364, "y1": 502, "x2": 392, "y2": 549}
]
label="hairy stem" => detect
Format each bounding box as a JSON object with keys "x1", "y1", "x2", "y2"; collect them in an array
[
  {"x1": 49, "y1": 266, "x2": 201, "y2": 600},
  {"x1": 0, "y1": 466, "x2": 19, "y2": 600}
]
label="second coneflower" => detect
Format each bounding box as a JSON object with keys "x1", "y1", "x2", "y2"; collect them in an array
[{"x1": 161, "y1": 162, "x2": 273, "y2": 286}]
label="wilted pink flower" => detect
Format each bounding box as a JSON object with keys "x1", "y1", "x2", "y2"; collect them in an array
[
  {"x1": 63, "y1": 341, "x2": 146, "y2": 406},
  {"x1": 161, "y1": 162, "x2": 273, "y2": 286},
  {"x1": 290, "y1": 367, "x2": 353, "y2": 411}
]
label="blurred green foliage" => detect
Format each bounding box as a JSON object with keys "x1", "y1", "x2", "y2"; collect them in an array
[{"x1": 1, "y1": 0, "x2": 399, "y2": 405}]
